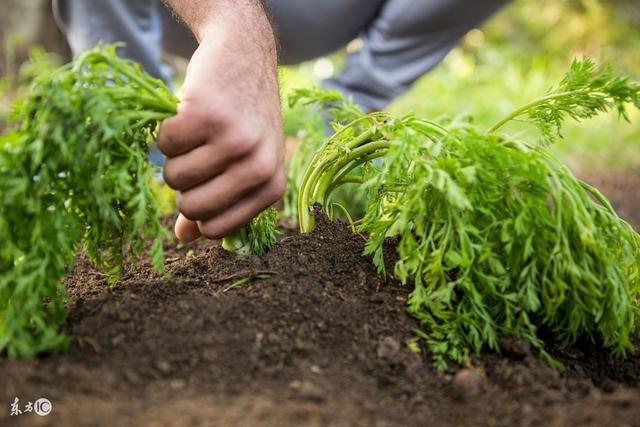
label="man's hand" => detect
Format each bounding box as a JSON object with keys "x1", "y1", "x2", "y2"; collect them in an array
[{"x1": 158, "y1": 1, "x2": 284, "y2": 243}]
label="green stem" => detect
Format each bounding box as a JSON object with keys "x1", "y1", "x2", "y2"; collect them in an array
[
  {"x1": 299, "y1": 140, "x2": 388, "y2": 233},
  {"x1": 297, "y1": 112, "x2": 388, "y2": 224},
  {"x1": 76, "y1": 49, "x2": 177, "y2": 113},
  {"x1": 127, "y1": 111, "x2": 174, "y2": 121},
  {"x1": 112, "y1": 92, "x2": 174, "y2": 113},
  {"x1": 331, "y1": 202, "x2": 357, "y2": 233},
  {"x1": 578, "y1": 180, "x2": 616, "y2": 215},
  {"x1": 221, "y1": 229, "x2": 251, "y2": 255},
  {"x1": 112, "y1": 63, "x2": 176, "y2": 112},
  {"x1": 298, "y1": 127, "x2": 378, "y2": 232},
  {"x1": 323, "y1": 153, "x2": 387, "y2": 208},
  {"x1": 315, "y1": 140, "x2": 390, "y2": 202},
  {"x1": 335, "y1": 175, "x2": 365, "y2": 185},
  {"x1": 486, "y1": 89, "x2": 591, "y2": 134},
  {"x1": 412, "y1": 118, "x2": 450, "y2": 137},
  {"x1": 297, "y1": 112, "x2": 442, "y2": 233}
]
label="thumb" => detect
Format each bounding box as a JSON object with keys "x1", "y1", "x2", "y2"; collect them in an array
[{"x1": 175, "y1": 213, "x2": 201, "y2": 243}]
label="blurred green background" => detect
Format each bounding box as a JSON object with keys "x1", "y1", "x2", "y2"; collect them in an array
[
  {"x1": 2, "y1": 0, "x2": 639, "y2": 174},
  {"x1": 281, "y1": 0, "x2": 640, "y2": 173}
]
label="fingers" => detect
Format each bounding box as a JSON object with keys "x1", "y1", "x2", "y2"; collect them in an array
[
  {"x1": 157, "y1": 102, "x2": 215, "y2": 158},
  {"x1": 163, "y1": 114, "x2": 284, "y2": 242},
  {"x1": 173, "y1": 172, "x2": 284, "y2": 242},
  {"x1": 163, "y1": 144, "x2": 228, "y2": 191},
  {"x1": 174, "y1": 214, "x2": 202, "y2": 243},
  {"x1": 196, "y1": 171, "x2": 285, "y2": 239},
  {"x1": 173, "y1": 170, "x2": 283, "y2": 243},
  {"x1": 162, "y1": 128, "x2": 260, "y2": 191},
  {"x1": 176, "y1": 143, "x2": 280, "y2": 221}
]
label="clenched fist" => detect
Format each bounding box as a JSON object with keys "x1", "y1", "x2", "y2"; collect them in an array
[{"x1": 157, "y1": 2, "x2": 284, "y2": 243}]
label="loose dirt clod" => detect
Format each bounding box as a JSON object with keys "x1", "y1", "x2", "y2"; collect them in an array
[{"x1": 500, "y1": 336, "x2": 531, "y2": 359}]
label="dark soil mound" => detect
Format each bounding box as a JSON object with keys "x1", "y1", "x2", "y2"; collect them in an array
[
  {"x1": 583, "y1": 171, "x2": 640, "y2": 231},
  {"x1": 2, "y1": 172, "x2": 640, "y2": 426}
]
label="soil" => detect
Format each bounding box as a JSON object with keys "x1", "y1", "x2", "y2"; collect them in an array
[{"x1": 2, "y1": 171, "x2": 640, "y2": 427}]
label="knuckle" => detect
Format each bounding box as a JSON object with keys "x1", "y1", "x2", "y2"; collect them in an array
[
  {"x1": 156, "y1": 128, "x2": 173, "y2": 155},
  {"x1": 184, "y1": 101, "x2": 218, "y2": 123},
  {"x1": 263, "y1": 175, "x2": 285, "y2": 205},
  {"x1": 228, "y1": 132, "x2": 259, "y2": 157},
  {"x1": 271, "y1": 175, "x2": 286, "y2": 201},
  {"x1": 177, "y1": 194, "x2": 201, "y2": 221},
  {"x1": 202, "y1": 103, "x2": 230, "y2": 124},
  {"x1": 162, "y1": 162, "x2": 182, "y2": 189},
  {"x1": 197, "y1": 107, "x2": 231, "y2": 137},
  {"x1": 250, "y1": 157, "x2": 276, "y2": 185},
  {"x1": 202, "y1": 110, "x2": 227, "y2": 132},
  {"x1": 199, "y1": 222, "x2": 223, "y2": 240}
]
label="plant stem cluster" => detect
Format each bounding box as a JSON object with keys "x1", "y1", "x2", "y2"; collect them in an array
[{"x1": 295, "y1": 59, "x2": 640, "y2": 370}]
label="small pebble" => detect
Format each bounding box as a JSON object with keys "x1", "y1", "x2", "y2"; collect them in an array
[
  {"x1": 289, "y1": 380, "x2": 325, "y2": 402},
  {"x1": 154, "y1": 360, "x2": 171, "y2": 375},
  {"x1": 368, "y1": 293, "x2": 386, "y2": 303},
  {"x1": 117, "y1": 310, "x2": 131, "y2": 322},
  {"x1": 170, "y1": 379, "x2": 186, "y2": 389},
  {"x1": 201, "y1": 349, "x2": 217, "y2": 363},
  {"x1": 123, "y1": 369, "x2": 141, "y2": 384},
  {"x1": 111, "y1": 333, "x2": 126, "y2": 347},
  {"x1": 377, "y1": 336, "x2": 401, "y2": 360},
  {"x1": 452, "y1": 368, "x2": 486, "y2": 401}
]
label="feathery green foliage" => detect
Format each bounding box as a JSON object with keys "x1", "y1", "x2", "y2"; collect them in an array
[
  {"x1": 487, "y1": 58, "x2": 640, "y2": 144},
  {"x1": 0, "y1": 44, "x2": 177, "y2": 357},
  {"x1": 221, "y1": 208, "x2": 279, "y2": 256},
  {"x1": 297, "y1": 59, "x2": 640, "y2": 370},
  {"x1": 0, "y1": 43, "x2": 279, "y2": 358}
]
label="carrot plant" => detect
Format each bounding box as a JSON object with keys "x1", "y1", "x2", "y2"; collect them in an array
[
  {"x1": 296, "y1": 59, "x2": 640, "y2": 370},
  {"x1": 221, "y1": 207, "x2": 279, "y2": 256},
  {"x1": 0, "y1": 44, "x2": 175, "y2": 357},
  {"x1": 0, "y1": 44, "x2": 277, "y2": 358},
  {"x1": 284, "y1": 88, "x2": 371, "y2": 224}
]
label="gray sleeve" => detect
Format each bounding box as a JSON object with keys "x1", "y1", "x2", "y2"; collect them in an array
[
  {"x1": 323, "y1": 0, "x2": 510, "y2": 111},
  {"x1": 52, "y1": 0, "x2": 172, "y2": 83}
]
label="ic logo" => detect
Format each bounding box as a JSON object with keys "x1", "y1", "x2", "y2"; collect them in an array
[{"x1": 34, "y1": 398, "x2": 52, "y2": 416}]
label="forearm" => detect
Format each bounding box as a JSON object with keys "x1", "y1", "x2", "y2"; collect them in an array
[
  {"x1": 162, "y1": 0, "x2": 278, "y2": 88},
  {"x1": 162, "y1": 0, "x2": 273, "y2": 44}
]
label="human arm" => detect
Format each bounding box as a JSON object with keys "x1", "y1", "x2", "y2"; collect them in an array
[{"x1": 158, "y1": 0, "x2": 284, "y2": 242}]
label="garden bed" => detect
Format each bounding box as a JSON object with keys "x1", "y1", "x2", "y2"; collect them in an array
[{"x1": 2, "y1": 171, "x2": 640, "y2": 426}]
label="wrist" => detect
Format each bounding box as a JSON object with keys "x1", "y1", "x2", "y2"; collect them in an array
[
  {"x1": 197, "y1": 5, "x2": 278, "y2": 75},
  {"x1": 192, "y1": 1, "x2": 275, "y2": 47}
]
